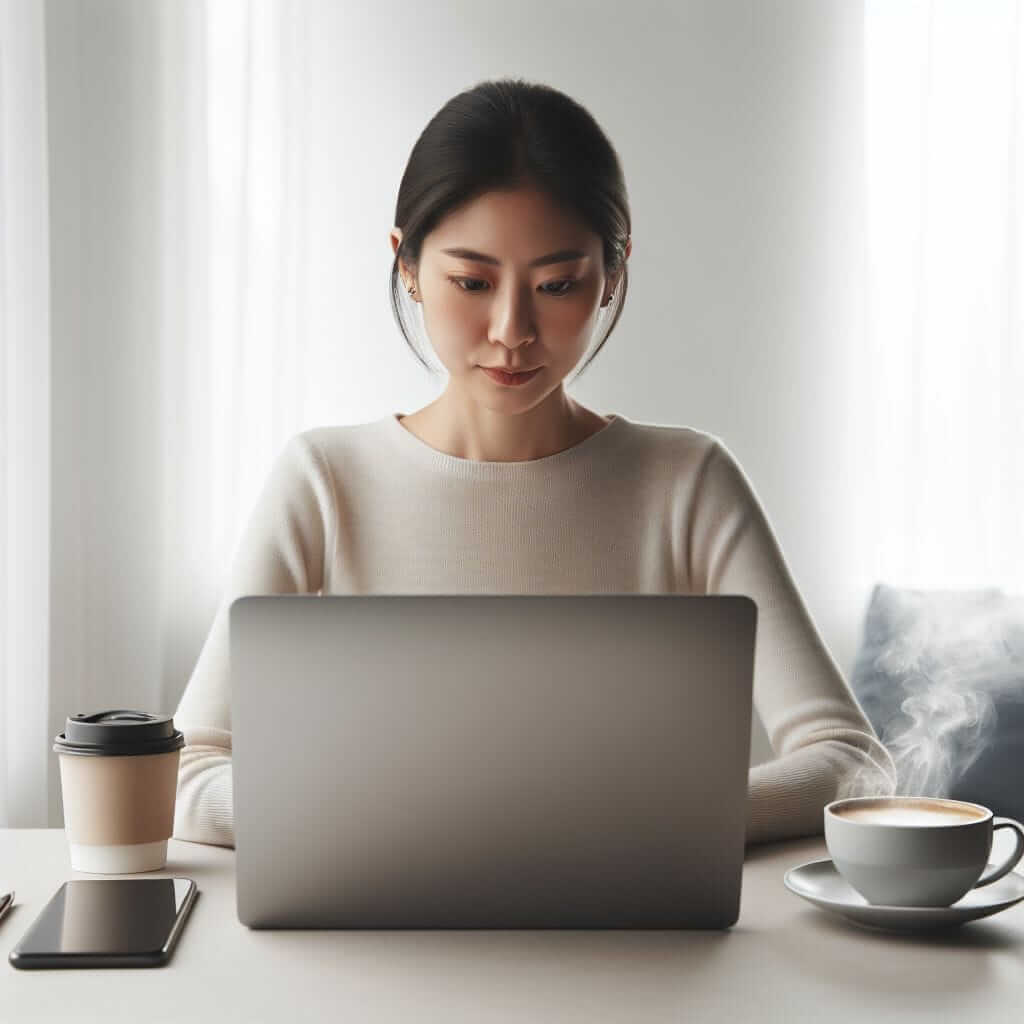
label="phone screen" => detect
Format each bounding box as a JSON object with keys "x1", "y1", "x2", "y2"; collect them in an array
[{"x1": 9, "y1": 878, "x2": 197, "y2": 969}]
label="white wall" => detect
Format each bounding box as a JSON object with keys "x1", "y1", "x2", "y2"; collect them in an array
[{"x1": 43, "y1": 0, "x2": 874, "y2": 821}]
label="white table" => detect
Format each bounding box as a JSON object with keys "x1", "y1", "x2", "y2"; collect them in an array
[{"x1": 2, "y1": 828, "x2": 1022, "y2": 1022}]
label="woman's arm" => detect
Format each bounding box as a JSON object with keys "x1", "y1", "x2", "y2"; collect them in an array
[
  {"x1": 172, "y1": 432, "x2": 335, "y2": 847},
  {"x1": 688, "y1": 440, "x2": 897, "y2": 847}
]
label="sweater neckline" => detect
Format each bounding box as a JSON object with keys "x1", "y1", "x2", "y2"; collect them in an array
[{"x1": 381, "y1": 410, "x2": 627, "y2": 475}]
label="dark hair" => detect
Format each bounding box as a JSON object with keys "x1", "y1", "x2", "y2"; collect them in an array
[{"x1": 389, "y1": 77, "x2": 631, "y2": 383}]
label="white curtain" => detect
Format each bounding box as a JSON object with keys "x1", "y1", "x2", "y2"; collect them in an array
[
  {"x1": 1, "y1": 0, "x2": 1022, "y2": 828},
  {"x1": 0, "y1": 0, "x2": 52, "y2": 827},
  {"x1": 857, "y1": 0, "x2": 1024, "y2": 591},
  {"x1": 159, "y1": 0, "x2": 312, "y2": 728},
  {"x1": 1, "y1": 0, "x2": 312, "y2": 828}
]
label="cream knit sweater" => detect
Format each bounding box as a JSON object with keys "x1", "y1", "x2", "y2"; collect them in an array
[{"x1": 172, "y1": 412, "x2": 896, "y2": 850}]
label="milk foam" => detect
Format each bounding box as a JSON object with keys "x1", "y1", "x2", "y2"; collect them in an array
[{"x1": 836, "y1": 803, "x2": 984, "y2": 826}]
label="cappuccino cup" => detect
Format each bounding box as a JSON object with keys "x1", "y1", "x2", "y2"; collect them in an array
[
  {"x1": 824, "y1": 796, "x2": 1024, "y2": 907},
  {"x1": 54, "y1": 710, "x2": 185, "y2": 874}
]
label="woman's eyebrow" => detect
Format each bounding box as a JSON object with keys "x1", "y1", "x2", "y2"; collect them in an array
[{"x1": 440, "y1": 247, "x2": 589, "y2": 267}]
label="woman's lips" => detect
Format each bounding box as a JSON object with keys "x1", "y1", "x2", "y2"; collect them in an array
[{"x1": 480, "y1": 366, "x2": 543, "y2": 386}]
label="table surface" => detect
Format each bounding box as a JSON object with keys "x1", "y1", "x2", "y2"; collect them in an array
[{"x1": 2, "y1": 829, "x2": 1022, "y2": 1023}]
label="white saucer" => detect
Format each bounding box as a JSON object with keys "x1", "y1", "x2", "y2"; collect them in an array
[{"x1": 783, "y1": 859, "x2": 1024, "y2": 933}]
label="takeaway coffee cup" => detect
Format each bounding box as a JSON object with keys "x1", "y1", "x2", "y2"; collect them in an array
[
  {"x1": 824, "y1": 796, "x2": 1024, "y2": 907},
  {"x1": 54, "y1": 710, "x2": 185, "y2": 874}
]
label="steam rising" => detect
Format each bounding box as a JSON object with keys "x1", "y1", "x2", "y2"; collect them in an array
[{"x1": 845, "y1": 585, "x2": 1024, "y2": 801}]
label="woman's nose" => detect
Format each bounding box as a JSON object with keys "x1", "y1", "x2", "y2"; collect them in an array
[{"x1": 488, "y1": 285, "x2": 537, "y2": 348}]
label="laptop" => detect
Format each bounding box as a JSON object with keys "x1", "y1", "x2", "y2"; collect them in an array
[{"x1": 231, "y1": 593, "x2": 757, "y2": 929}]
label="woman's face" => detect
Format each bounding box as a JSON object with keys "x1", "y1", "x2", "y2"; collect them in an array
[{"x1": 390, "y1": 186, "x2": 626, "y2": 412}]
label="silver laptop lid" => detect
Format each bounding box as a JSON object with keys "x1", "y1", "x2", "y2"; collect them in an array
[{"x1": 232, "y1": 594, "x2": 757, "y2": 929}]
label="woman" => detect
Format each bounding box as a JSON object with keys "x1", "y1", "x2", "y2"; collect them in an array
[{"x1": 172, "y1": 77, "x2": 896, "y2": 850}]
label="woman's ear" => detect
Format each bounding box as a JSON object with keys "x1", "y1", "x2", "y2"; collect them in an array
[{"x1": 390, "y1": 229, "x2": 417, "y2": 295}]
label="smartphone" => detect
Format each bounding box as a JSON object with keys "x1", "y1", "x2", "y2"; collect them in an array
[{"x1": 8, "y1": 877, "x2": 197, "y2": 969}]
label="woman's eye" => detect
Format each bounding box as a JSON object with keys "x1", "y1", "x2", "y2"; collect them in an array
[
  {"x1": 448, "y1": 277, "x2": 488, "y2": 293},
  {"x1": 447, "y1": 277, "x2": 576, "y2": 296},
  {"x1": 541, "y1": 280, "x2": 576, "y2": 296}
]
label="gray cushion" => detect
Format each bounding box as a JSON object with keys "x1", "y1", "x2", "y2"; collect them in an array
[{"x1": 849, "y1": 583, "x2": 1024, "y2": 821}]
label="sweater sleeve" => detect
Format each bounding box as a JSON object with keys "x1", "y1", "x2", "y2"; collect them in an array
[
  {"x1": 689, "y1": 440, "x2": 897, "y2": 847},
  {"x1": 172, "y1": 432, "x2": 334, "y2": 848}
]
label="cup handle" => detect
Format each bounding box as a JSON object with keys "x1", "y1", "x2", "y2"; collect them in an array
[{"x1": 974, "y1": 818, "x2": 1024, "y2": 888}]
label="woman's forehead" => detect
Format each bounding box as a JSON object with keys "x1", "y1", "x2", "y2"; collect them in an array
[{"x1": 426, "y1": 190, "x2": 598, "y2": 259}]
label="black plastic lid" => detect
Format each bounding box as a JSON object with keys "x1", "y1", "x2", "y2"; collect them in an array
[{"x1": 53, "y1": 710, "x2": 185, "y2": 757}]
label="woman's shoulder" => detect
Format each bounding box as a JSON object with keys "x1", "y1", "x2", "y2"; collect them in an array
[
  {"x1": 274, "y1": 417, "x2": 397, "y2": 465},
  {"x1": 257, "y1": 420, "x2": 396, "y2": 497},
  {"x1": 614, "y1": 415, "x2": 725, "y2": 462},
  {"x1": 611, "y1": 419, "x2": 760, "y2": 507}
]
